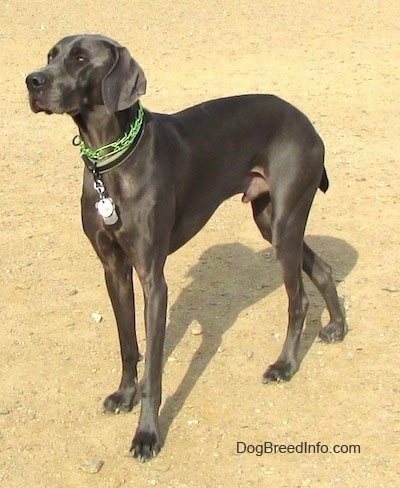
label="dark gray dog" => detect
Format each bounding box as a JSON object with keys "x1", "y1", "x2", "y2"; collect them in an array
[{"x1": 26, "y1": 34, "x2": 346, "y2": 462}]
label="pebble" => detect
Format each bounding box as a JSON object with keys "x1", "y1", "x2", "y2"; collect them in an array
[
  {"x1": 0, "y1": 408, "x2": 10, "y2": 415},
  {"x1": 190, "y1": 321, "x2": 203, "y2": 335},
  {"x1": 91, "y1": 312, "x2": 103, "y2": 324},
  {"x1": 80, "y1": 459, "x2": 104, "y2": 474}
]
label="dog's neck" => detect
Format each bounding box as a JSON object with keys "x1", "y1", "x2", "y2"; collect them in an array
[{"x1": 72, "y1": 103, "x2": 137, "y2": 151}]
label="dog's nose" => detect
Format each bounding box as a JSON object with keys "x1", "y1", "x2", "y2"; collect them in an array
[{"x1": 26, "y1": 71, "x2": 47, "y2": 90}]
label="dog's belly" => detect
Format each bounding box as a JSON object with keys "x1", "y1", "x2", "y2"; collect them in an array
[
  {"x1": 168, "y1": 171, "x2": 269, "y2": 254},
  {"x1": 169, "y1": 198, "x2": 226, "y2": 254}
]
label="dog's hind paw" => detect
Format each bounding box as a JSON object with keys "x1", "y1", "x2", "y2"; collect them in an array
[
  {"x1": 318, "y1": 320, "x2": 348, "y2": 343},
  {"x1": 262, "y1": 360, "x2": 298, "y2": 383},
  {"x1": 130, "y1": 430, "x2": 161, "y2": 462},
  {"x1": 102, "y1": 386, "x2": 138, "y2": 414}
]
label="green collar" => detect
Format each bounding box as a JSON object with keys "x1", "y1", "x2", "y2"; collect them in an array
[{"x1": 75, "y1": 102, "x2": 145, "y2": 175}]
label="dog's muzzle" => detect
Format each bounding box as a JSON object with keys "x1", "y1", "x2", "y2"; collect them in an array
[{"x1": 26, "y1": 71, "x2": 53, "y2": 114}]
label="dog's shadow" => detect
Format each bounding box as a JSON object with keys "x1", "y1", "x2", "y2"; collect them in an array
[{"x1": 159, "y1": 236, "x2": 357, "y2": 439}]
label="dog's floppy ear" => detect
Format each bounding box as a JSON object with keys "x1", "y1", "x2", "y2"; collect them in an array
[{"x1": 102, "y1": 44, "x2": 147, "y2": 113}]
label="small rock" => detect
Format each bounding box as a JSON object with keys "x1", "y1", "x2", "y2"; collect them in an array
[
  {"x1": 0, "y1": 408, "x2": 10, "y2": 415},
  {"x1": 187, "y1": 419, "x2": 199, "y2": 426},
  {"x1": 190, "y1": 321, "x2": 203, "y2": 336},
  {"x1": 91, "y1": 312, "x2": 103, "y2": 324},
  {"x1": 80, "y1": 459, "x2": 104, "y2": 474}
]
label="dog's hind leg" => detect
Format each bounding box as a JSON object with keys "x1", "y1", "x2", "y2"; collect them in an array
[
  {"x1": 252, "y1": 179, "x2": 316, "y2": 382},
  {"x1": 251, "y1": 194, "x2": 273, "y2": 242},
  {"x1": 252, "y1": 192, "x2": 347, "y2": 382},
  {"x1": 252, "y1": 194, "x2": 305, "y2": 381},
  {"x1": 302, "y1": 243, "x2": 347, "y2": 342}
]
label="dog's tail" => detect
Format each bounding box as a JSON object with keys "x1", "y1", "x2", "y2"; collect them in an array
[{"x1": 319, "y1": 168, "x2": 329, "y2": 193}]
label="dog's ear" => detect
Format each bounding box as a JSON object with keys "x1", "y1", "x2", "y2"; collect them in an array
[{"x1": 102, "y1": 44, "x2": 147, "y2": 113}]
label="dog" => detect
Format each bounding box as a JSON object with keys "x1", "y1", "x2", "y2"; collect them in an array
[{"x1": 26, "y1": 34, "x2": 347, "y2": 462}]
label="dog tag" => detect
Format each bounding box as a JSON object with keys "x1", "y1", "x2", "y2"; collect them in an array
[{"x1": 96, "y1": 197, "x2": 119, "y2": 225}]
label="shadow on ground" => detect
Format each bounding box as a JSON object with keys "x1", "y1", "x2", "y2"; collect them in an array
[{"x1": 159, "y1": 236, "x2": 358, "y2": 440}]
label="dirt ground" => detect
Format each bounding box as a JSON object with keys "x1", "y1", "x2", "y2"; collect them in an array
[{"x1": 1, "y1": 1, "x2": 399, "y2": 486}]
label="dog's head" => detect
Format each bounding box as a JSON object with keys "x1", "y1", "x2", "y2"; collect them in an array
[{"x1": 26, "y1": 34, "x2": 146, "y2": 116}]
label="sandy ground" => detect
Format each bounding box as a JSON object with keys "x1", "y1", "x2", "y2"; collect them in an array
[{"x1": 1, "y1": 1, "x2": 399, "y2": 486}]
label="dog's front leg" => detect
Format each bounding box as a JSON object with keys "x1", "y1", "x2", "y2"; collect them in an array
[
  {"x1": 130, "y1": 263, "x2": 168, "y2": 462},
  {"x1": 83, "y1": 206, "x2": 140, "y2": 413},
  {"x1": 101, "y1": 253, "x2": 140, "y2": 413}
]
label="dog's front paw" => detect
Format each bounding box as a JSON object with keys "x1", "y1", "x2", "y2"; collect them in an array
[
  {"x1": 319, "y1": 320, "x2": 348, "y2": 343},
  {"x1": 102, "y1": 386, "x2": 138, "y2": 414},
  {"x1": 130, "y1": 430, "x2": 161, "y2": 462},
  {"x1": 262, "y1": 360, "x2": 298, "y2": 383}
]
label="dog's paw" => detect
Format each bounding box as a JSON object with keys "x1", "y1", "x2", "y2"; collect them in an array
[
  {"x1": 130, "y1": 430, "x2": 161, "y2": 463},
  {"x1": 262, "y1": 360, "x2": 298, "y2": 383},
  {"x1": 319, "y1": 320, "x2": 348, "y2": 343},
  {"x1": 102, "y1": 386, "x2": 138, "y2": 414}
]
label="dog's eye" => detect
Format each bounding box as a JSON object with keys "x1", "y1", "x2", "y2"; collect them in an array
[
  {"x1": 47, "y1": 48, "x2": 58, "y2": 64},
  {"x1": 76, "y1": 55, "x2": 88, "y2": 64}
]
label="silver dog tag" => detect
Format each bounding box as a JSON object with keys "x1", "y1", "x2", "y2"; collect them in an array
[{"x1": 96, "y1": 197, "x2": 119, "y2": 225}]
